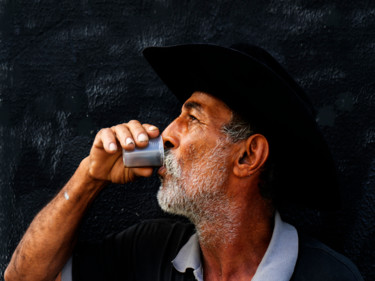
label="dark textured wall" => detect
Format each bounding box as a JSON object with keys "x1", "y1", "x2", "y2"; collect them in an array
[{"x1": 1, "y1": 1, "x2": 374, "y2": 280}]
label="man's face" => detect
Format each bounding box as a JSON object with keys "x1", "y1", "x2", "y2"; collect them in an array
[{"x1": 157, "y1": 92, "x2": 234, "y2": 222}]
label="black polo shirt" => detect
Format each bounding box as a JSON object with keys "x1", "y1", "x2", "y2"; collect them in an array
[{"x1": 68, "y1": 219, "x2": 363, "y2": 281}]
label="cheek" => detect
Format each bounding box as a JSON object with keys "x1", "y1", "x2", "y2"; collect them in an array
[
  {"x1": 176, "y1": 129, "x2": 221, "y2": 168},
  {"x1": 178, "y1": 143, "x2": 209, "y2": 167},
  {"x1": 179, "y1": 135, "x2": 212, "y2": 158}
]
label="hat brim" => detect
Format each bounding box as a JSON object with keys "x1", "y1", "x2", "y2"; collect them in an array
[{"x1": 143, "y1": 44, "x2": 340, "y2": 210}]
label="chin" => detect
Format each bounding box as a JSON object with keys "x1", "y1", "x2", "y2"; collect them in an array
[{"x1": 157, "y1": 183, "x2": 182, "y2": 214}]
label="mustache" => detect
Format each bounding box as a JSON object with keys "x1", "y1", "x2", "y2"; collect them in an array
[{"x1": 164, "y1": 149, "x2": 182, "y2": 178}]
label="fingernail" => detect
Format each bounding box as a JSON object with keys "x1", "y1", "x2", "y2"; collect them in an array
[
  {"x1": 138, "y1": 133, "x2": 148, "y2": 142},
  {"x1": 126, "y1": 137, "x2": 134, "y2": 145},
  {"x1": 148, "y1": 126, "x2": 158, "y2": 131},
  {"x1": 109, "y1": 142, "x2": 117, "y2": 151}
]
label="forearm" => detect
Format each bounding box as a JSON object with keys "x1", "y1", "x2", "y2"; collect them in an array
[
  {"x1": 5, "y1": 157, "x2": 106, "y2": 281},
  {"x1": 5, "y1": 121, "x2": 158, "y2": 281}
]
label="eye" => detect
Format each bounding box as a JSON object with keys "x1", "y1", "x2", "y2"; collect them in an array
[{"x1": 189, "y1": 114, "x2": 198, "y2": 121}]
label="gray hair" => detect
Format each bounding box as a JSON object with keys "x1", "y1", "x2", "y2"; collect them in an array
[{"x1": 221, "y1": 112, "x2": 254, "y2": 142}]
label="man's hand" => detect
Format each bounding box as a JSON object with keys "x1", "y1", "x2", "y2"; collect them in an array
[
  {"x1": 87, "y1": 121, "x2": 160, "y2": 184},
  {"x1": 4, "y1": 120, "x2": 160, "y2": 281}
]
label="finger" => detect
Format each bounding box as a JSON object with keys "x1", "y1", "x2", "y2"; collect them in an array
[
  {"x1": 142, "y1": 124, "x2": 160, "y2": 139},
  {"x1": 127, "y1": 120, "x2": 149, "y2": 148},
  {"x1": 112, "y1": 124, "x2": 135, "y2": 150},
  {"x1": 94, "y1": 128, "x2": 118, "y2": 153},
  {"x1": 132, "y1": 167, "x2": 154, "y2": 178}
]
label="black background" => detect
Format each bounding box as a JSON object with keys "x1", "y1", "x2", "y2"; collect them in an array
[{"x1": 0, "y1": 1, "x2": 374, "y2": 280}]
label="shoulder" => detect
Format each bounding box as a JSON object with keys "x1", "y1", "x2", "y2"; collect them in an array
[
  {"x1": 74, "y1": 218, "x2": 194, "y2": 258},
  {"x1": 292, "y1": 234, "x2": 363, "y2": 281},
  {"x1": 72, "y1": 219, "x2": 195, "y2": 280},
  {"x1": 106, "y1": 218, "x2": 195, "y2": 256},
  {"x1": 113, "y1": 218, "x2": 195, "y2": 242}
]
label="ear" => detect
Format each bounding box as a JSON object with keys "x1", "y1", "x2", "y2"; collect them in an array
[{"x1": 233, "y1": 134, "x2": 269, "y2": 178}]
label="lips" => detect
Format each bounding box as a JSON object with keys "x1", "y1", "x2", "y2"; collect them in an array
[{"x1": 158, "y1": 166, "x2": 166, "y2": 177}]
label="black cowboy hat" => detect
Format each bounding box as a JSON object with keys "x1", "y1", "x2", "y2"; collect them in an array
[{"x1": 143, "y1": 43, "x2": 340, "y2": 211}]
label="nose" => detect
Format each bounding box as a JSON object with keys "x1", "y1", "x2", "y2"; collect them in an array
[{"x1": 161, "y1": 118, "x2": 180, "y2": 150}]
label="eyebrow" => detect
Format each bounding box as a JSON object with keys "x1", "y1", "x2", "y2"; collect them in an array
[{"x1": 183, "y1": 101, "x2": 203, "y2": 113}]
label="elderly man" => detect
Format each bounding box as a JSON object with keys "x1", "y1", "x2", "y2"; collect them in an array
[{"x1": 5, "y1": 44, "x2": 363, "y2": 281}]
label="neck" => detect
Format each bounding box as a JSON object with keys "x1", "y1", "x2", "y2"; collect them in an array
[
  {"x1": 191, "y1": 193, "x2": 241, "y2": 246},
  {"x1": 194, "y1": 192, "x2": 274, "y2": 281}
]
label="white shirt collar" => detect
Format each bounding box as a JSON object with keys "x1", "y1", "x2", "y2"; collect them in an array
[{"x1": 172, "y1": 212, "x2": 299, "y2": 281}]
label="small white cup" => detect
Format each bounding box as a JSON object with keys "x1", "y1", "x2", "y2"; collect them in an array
[{"x1": 122, "y1": 135, "x2": 164, "y2": 167}]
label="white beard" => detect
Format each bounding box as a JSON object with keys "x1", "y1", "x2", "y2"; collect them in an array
[{"x1": 157, "y1": 139, "x2": 239, "y2": 245}]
